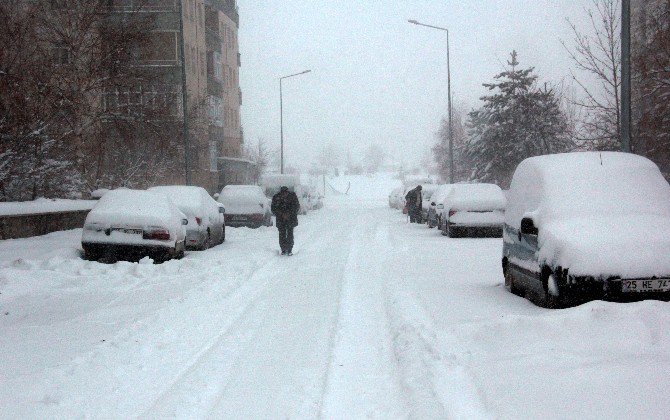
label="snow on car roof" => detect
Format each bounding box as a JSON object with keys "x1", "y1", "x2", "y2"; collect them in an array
[
  {"x1": 89, "y1": 189, "x2": 178, "y2": 221},
  {"x1": 149, "y1": 186, "x2": 206, "y2": 215},
  {"x1": 507, "y1": 152, "x2": 670, "y2": 227},
  {"x1": 219, "y1": 185, "x2": 265, "y2": 202},
  {"x1": 446, "y1": 183, "x2": 506, "y2": 211}
]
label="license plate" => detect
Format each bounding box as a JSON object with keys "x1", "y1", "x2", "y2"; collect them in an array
[
  {"x1": 112, "y1": 228, "x2": 143, "y2": 235},
  {"x1": 621, "y1": 279, "x2": 670, "y2": 293}
]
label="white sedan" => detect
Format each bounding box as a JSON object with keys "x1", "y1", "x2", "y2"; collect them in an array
[{"x1": 81, "y1": 189, "x2": 187, "y2": 262}]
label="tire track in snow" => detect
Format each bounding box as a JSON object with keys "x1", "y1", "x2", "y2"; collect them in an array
[
  {"x1": 320, "y1": 212, "x2": 408, "y2": 419},
  {"x1": 384, "y1": 215, "x2": 491, "y2": 420},
  {"x1": 139, "y1": 208, "x2": 351, "y2": 418}
]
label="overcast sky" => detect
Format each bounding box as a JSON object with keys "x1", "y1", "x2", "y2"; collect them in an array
[{"x1": 238, "y1": 0, "x2": 595, "y2": 170}]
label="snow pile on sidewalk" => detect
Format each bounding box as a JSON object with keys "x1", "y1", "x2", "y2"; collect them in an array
[{"x1": 0, "y1": 198, "x2": 96, "y2": 217}]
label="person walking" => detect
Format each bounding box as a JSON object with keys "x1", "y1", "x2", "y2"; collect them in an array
[
  {"x1": 405, "y1": 185, "x2": 423, "y2": 223},
  {"x1": 271, "y1": 186, "x2": 300, "y2": 255}
]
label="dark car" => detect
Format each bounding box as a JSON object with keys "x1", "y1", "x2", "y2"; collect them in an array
[{"x1": 503, "y1": 152, "x2": 670, "y2": 308}]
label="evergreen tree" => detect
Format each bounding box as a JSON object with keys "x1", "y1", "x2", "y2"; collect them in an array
[{"x1": 465, "y1": 51, "x2": 573, "y2": 187}]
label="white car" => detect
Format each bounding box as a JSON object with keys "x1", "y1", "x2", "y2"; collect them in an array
[
  {"x1": 503, "y1": 152, "x2": 670, "y2": 308},
  {"x1": 426, "y1": 184, "x2": 453, "y2": 229},
  {"x1": 441, "y1": 183, "x2": 506, "y2": 238},
  {"x1": 389, "y1": 187, "x2": 403, "y2": 209},
  {"x1": 81, "y1": 189, "x2": 187, "y2": 262},
  {"x1": 218, "y1": 185, "x2": 273, "y2": 228},
  {"x1": 420, "y1": 184, "x2": 440, "y2": 222},
  {"x1": 149, "y1": 186, "x2": 225, "y2": 250},
  {"x1": 262, "y1": 174, "x2": 308, "y2": 215}
]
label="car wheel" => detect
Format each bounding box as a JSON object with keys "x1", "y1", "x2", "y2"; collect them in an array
[
  {"x1": 447, "y1": 222, "x2": 458, "y2": 238},
  {"x1": 504, "y1": 267, "x2": 522, "y2": 296},
  {"x1": 201, "y1": 231, "x2": 211, "y2": 250},
  {"x1": 539, "y1": 273, "x2": 563, "y2": 309}
]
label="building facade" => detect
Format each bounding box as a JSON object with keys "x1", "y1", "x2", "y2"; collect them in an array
[{"x1": 108, "y1": 0, "x2": 243, "y2": 193}]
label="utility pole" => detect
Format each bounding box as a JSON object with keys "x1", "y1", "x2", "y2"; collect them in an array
[
  {"x1": 621, "y1": 0, "x2": 632, "y2": 153},
  {"x1": 178, "y1": 0, "x2": 191, "y2": 184},
  {"x1": 279, "y1": 70, "x2": 311, "y2": 174},
  {"x1": 408, "y1": 20, "x2": 454, "y2": 183}
]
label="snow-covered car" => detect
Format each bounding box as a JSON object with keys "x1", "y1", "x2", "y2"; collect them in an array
[
  {"x1": 388, "y1": 187, "x2": 403, "y2": 209},
  {"x1": 149, "y1": 186, "x2": 225, "y2": 250},
  {"x1": 426, "y1": 184, "x2": 453, "y2": 229},
  {"x1": 420, "y1": 184, "x2": 440, "y2": 222},
  {"x1": 262, "y1": 174, "x2": 308, "y2": 215},
  {"x1": 218, "y1": 185, "x2": 273, "y2": 228},
  {"x1": 441, "y1": 183, "x2": 506, "y2": 238},
  {"x1": 81, "y1": 189, "x2": 187, "y2": 262},
  {"x1": 503, "y1": 152, "x2": 670, "y2": 308}
]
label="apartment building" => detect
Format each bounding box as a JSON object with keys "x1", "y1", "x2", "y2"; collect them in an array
[
  {"x1": 205, "y1": 0, "x2": 244, "y2": 185},
  {"x1": 106, "y1": 0, "x2": 244, "y2": 192}
]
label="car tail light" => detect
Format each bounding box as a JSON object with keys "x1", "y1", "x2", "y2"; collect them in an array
[
  {"x1": 449, "y1": 210, "x2": 457, "y2": 217},
  {"x1": 195, "y1": 217, "x2": 202, "y2": 225},
  {"x1": 143, "y1": 227, "x2": 171, "y2": 241}
]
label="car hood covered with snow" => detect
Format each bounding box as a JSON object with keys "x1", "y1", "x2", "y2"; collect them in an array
[{"x1": 539, "y1": 215, "x2": 670, "y2": 279}]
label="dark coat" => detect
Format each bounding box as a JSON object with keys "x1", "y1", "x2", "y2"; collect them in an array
[
  {"x1": 271, "y1": 190, "x2": 300, "y2": 227},
  {"x1": 405, "y1": 187, "x2": 422, "y2": 212}
]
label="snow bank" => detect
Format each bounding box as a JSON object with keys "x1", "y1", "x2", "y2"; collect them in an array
[{"x1": 0, "y1": 198, "x2": 96, "y2": 217}]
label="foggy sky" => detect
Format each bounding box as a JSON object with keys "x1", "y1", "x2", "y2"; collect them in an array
[{"x1": 238, "y1": 1, "x2": 596, "y2": 171}]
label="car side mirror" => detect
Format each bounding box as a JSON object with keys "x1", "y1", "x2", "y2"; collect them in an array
[
  {"x1": 218, "y1": 207, "x2": 225, "y2": 214},
  {"x1": 182, "y1": 218, "x2": 188, "y2": 225},
  {"x1": 520, "y1": 217, "x2": 538, "y2": 235}
]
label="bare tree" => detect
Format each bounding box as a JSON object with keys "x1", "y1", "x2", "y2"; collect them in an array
[
  {"x1": 634, "y1": 1, "x2": 670, "y2": 179},
  {"x1": 244, "y1": 137, "x2": 276, "y2": 184},
  {"x1": 563, "y1": 0, "x2": 622, "y2": 150}
]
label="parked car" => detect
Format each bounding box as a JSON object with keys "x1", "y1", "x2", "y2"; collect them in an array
[
  {"x1": 420, "y1": 184, "x2": 440, "y2": 222},
  {"x1": 149, "y1": 186, "x2": 225, "y2": 250},
  {"x1": 503, "y1": 152, "x2": 670, "y2": 308},
  {"x1": 81, "y1": 189, "x2": 187, "y2": 262},
  {"x1": 218, "y1": 185, "x2": 273, "y2": 228},
  {"x1": 262, "y1": 174, "x2": 308, "y2": 215},
  {"x1": 441, "y1": 183, "x2": 506, "y2": 238},
  {"x1": 426, "y1": 184, "x2": 453, "y2": 229},
  {"x1": 389, "y1": 187, "x2": 403, "y2": 209},
  {"x1": 309, "y1": 186, "x2": 324, "y2": 210}
]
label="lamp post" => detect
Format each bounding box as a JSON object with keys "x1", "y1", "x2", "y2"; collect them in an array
[
  {"x1": 621, "y1": 0, "x2": 632, "y2": 153},
  {"x1": 408, "y1": 19, "x2": 454, "y2": 183},
  {"x1": 280, "y1": 69, "x2": 311, "y2": 174}
]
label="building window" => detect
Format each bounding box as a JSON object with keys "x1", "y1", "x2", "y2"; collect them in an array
[{"x1": 213, "y1": 51, "x2": 223, "y2": 80}]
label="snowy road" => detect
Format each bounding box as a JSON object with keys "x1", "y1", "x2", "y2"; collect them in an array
[{"x1": 2, "y1": 176, "x2": 670, "y2": 419}]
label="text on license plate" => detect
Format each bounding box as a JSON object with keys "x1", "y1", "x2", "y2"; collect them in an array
[
  {"x1": 622, "y1": 279, "x2": 670, "y2": 293},
  {"x1": 112, "y1": 228, "x2": 143, "y2": 235}
]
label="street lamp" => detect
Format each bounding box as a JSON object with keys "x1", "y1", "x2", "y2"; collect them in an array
[
  {"x1": 280, "y1": 69, "x2": 312, "y2": 174},
  {"x1": 408, "y1": 19, "x2": 454, "y2": 183}
]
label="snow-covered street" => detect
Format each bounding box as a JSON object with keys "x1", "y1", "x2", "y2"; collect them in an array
[{"x1": 2, "y1": 175, "x2": 670, "y2": 419}]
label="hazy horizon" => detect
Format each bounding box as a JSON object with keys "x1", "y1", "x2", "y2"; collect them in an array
[{"x1": 239, "y1": 1, "x2": 598, "y2": 172}]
